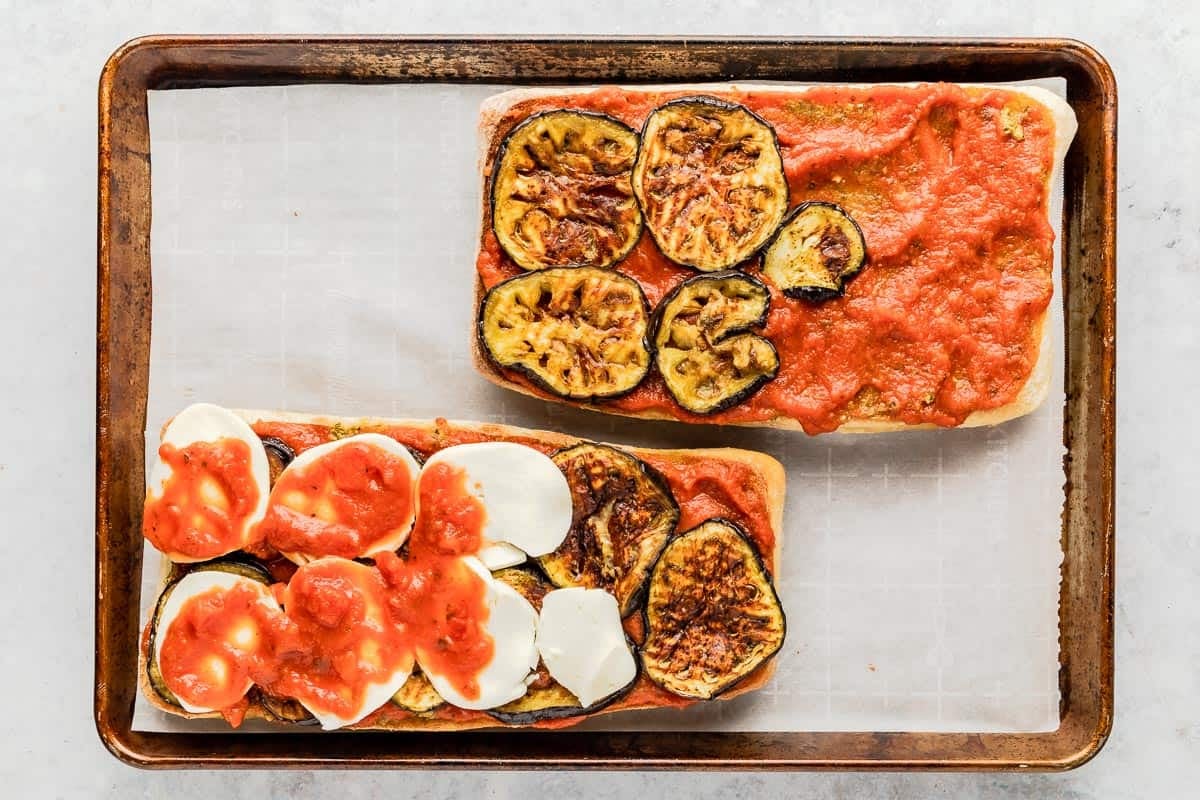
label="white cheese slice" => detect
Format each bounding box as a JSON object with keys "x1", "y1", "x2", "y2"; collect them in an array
[
  {"x1": 153, "y1": 570, "x2": 280, "y2": 714},
  {"x1": 268, "y1": 432, "x2": 421, "y2": 564},
  {"x1": 147, "y1": 403, "x2": 271, "y2": 562},
  {"x1": 417, "y1": 557, "x2": 539, "y2": 710},
  {"x1": 286, "y1": 557, "x2": 414, "y2": 731},
  {"x1": 421, "y1": 442, "x2": 572, "y2": 561},
  {"x1": 535, "y1": 587, "x2": 637, "y2": 708},
  {"x1": 478, "y1": 541, "x2": 527, "y2": 570}
]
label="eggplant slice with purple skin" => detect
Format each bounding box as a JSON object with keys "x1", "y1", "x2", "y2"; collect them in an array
[
  {"x1": 762, "y1": 201, "x2": 868, "y2": 301},
  {"x1": 390, "y1": 668, "x2": 445, "y2": 716},
  {"x1": 478, "y1": 266, "x2": 653, "y2": 401},
  {"x1": 144, "y1": 559, "x2": 274, "y2": 708},
  {"x1": 260, "y1": 436, "x2": 295, "y2": 486},
  {"x1": 632, "y1": 96, "x2": 789, "y2": 271},
  {"x1": 491, "y1": 110, "x2": 643, "y2": 271},
  {"x1": 538, "y1": 443, "x2": 680, "y2": 617},
  {"x1": 487, "y1": 567, "x2": 635, "y2": 724},
  {"x1": 258, "y1": 691, "x2": 318, "y2": 725},
  {"x1": 642, "y1": 518, "x2": 785, "y2": 700},
  {"x1": 652, "y1": 271, "x2": 779, "y2": 414}
]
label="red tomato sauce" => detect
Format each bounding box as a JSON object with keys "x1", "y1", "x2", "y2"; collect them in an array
[
  {"x1": 142, "y1": 439, "x2": 260, "y2": 560},
  {"x1": 476, "y1": 84, "x2": 1058, "y2": 434},
  {"x1": 259, "y1": 440, "x2": 415, "y2": 559}
]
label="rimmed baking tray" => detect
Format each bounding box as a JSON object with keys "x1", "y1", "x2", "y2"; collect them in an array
[{"x1": 96, "y1": 36, "x2": 1116, "y2": 770}]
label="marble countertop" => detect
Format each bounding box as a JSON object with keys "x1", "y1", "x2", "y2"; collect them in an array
[{"x1": 0, "y1": 1, "x2": 1193, "y2": 797}]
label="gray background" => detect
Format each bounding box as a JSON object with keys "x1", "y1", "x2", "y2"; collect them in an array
[{"x1": 0, "y1": 1, "x2": 1193, "y2": 797}]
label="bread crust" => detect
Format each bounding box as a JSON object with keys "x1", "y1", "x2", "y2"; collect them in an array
[
  {"x1": 473, "y1": 82, "x2": 1077, "y2": 433},
  {"x1": 139, "y1": 410, "x2": 786, "y2": 730}
]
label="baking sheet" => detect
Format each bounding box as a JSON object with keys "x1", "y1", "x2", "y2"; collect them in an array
[{"x1": 135, "y1": 81, "x2": 1066, "y2": 734}]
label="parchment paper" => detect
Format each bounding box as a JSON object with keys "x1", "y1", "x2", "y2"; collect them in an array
[{"x1": 135, "y1": 81, "x2": 1066, "y2": 733}]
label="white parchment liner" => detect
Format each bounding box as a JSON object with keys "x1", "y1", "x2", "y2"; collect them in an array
[{"x1": 135, "y1": 81, "x2": 1066, "y2": 733}]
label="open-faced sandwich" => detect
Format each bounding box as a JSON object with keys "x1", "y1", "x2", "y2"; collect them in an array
[
  {"x1": 472, "y1": 82, "x2": 1078, "y2": 434},
  {"x1": 139, "y1": 403, "x2": 786, "y2": 730}
]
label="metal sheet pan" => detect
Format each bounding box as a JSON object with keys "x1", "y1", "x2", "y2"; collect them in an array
[{"x1": 96, "y1": 36, "x2": 1115, "y2": 770}]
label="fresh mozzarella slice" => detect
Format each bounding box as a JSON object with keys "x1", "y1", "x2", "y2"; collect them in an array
[
  {"x1": 421, "y1": 442, "x2": 572, "y2": 560},
  {"x1": 268, "y1": 433, "x2": 421, "y2": 563},
  {"x1": 146, "y1": 403, "x2": 271, "y2": 562},
  {"x1": 284, "y1": 557, "x2": 414, "y2": 730},
  {"x1": 478, "y1": 541, "x2": 527, "y2": 570},
  {"x1": 535, "y1": 587, "x2": 637, "y2": 707},
  {"x1": 154, "y1": 570, "x2": 280, "y2": 714},
  {"x1": 418, "y1": 557, "x2": 539, "y2": 710}
]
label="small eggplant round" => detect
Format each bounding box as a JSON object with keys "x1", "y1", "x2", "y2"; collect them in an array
[
  {"x1": 651, "y1": 271, "x2": 780, "y2": 414},
  {"x1": 478, "y1": 266, "x2": 653, "y2": 402},
  {"x1": 762, "y1": 201, "x2": 867, "y2": 301},
  {"x1": 258, "y1": 691, "x2": 319, "y2": 725},
  {"x1": 391, "y1": 669, "x2": 445, "y2": 715},
  {"x1": 260, "y1": 436, "x2": 295, "y2": 486},
  {"x1": 641, "y1": 518, "x2": 786, "y2": 701},
  {"x1": 491, "y1": 109, "x2": 643, "y2": 271},
  {"x1": 632, "y1": 96, "x2": 789, "y2": 271},
  {"x1": 486, "y1": 661, "x2": 638, "y2": 726}
]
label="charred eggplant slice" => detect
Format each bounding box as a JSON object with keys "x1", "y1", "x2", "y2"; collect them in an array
[
  {"x1": 491, "y1": 110, "x2": 643, "y2": 271},
  {"x1": 479, "y1": 266, "x2": 652, "y2": 401},
  {"x1": 632, "y1": 96, "x2": 788, "y2": 271},
  {"x1": 539, "y1": 443, "x2": 680, "y2": 616},
  {"x1": 762, "y1": 201, "x2": 867, "y2": 301},
  {"x1": 145, "y1": 559, "x2": 273, "y2": 708},
  {"x1": 391, "y1": 669, "x2": 445, "y2": 715},
  {"x1": 642, "y1": 519, "x2": 785, "y2": 700},
  {"x1": 652, "y1": 272, "x2": 779, "y2": 414},
  {"x1": 259, "y1": 691, "x2": 318, "y2": 725},
  {"x1": 488, "y1": 681, "x2": 586, "y2": 725},
  {"x1": 493, "y1": 566, "x2": 553, "y2": 611},
  {"x1": 260, "y1": 436, "x2": 295, "y2": 486}
]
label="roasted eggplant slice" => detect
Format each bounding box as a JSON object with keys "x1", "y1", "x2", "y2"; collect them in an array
[
  {"x1": 493, "y1": 566, "x2": 553, "y2": 611},
  {"x1": 488, "y1": 681, "x2": 586, "y2": 725},
  {"x1": 491, "y1": 110, "x2": 643, "y2": 271},
  {"x1": 479, "y1": 266, "x2": 652, "y2": 401},
  {"x1": 259, "y1": 691, "x2": 318, "y2": 725},
  {"x1": 539, "y1": 443, "x2": 680, "y2": 616},
  {"x1": 260, "y1": 436, "x2": 295, "y2": 486},
  {"x1": 652, "y1": 272, "x2": 779, "y2": 414},
  {"x1": 391, "y1": 668, "x2": 445, "y2": 715},
  {"x1": 632, "y1": 96, "x2": 788, "y2": 271},
  {"x1": 762, "y1": 201, "x2": 867, "y2": 301},
  {"x1": 145, "y1": 559, "x2": 274, "y2": 708},
  {"x1": 642, "y1": 519, "x2": 785, "y2": 700}
]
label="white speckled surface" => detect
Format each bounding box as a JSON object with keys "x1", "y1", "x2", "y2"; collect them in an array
[{"x1": 0, "y1": 1, "x2": 1194, "y2": 797}]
